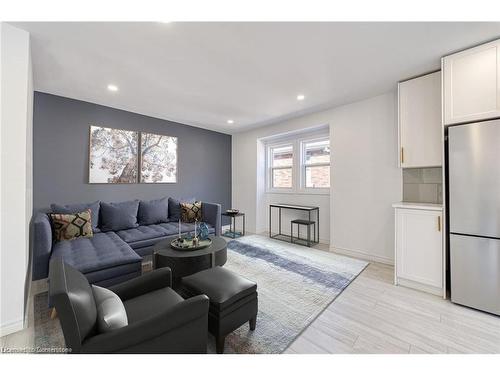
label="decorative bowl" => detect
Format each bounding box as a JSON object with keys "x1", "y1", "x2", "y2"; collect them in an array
[
  {"x1": 226, "y1": 209, "x2": 240, "y2": 215},
  {"x1": 170, "y1": 237, "x2": 212, "y2": 251}
]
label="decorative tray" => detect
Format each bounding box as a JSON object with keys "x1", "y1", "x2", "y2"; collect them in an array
[{"x1": 170, "y1": 237, "x2": 212, "y2": 251}]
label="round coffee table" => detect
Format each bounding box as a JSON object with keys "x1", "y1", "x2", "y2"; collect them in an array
[{"x1": 153, "y1": 236, "x2": 227, "y2": 287}]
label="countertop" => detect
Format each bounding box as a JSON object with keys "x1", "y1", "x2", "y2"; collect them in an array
[{"x1": 392, "y1": 202, "x2": 443, "y2": 211}]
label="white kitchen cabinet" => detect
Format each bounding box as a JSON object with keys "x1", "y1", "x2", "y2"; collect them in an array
[
  {"x1": 443, "y1": 38, "x2": 500, "y2": 125},
  {"x1": 393, "y1": 203, "x2": 444, "y2": 297},
  {"x1": 398, "y1": 71, "x2": 442, "y2": 168}
]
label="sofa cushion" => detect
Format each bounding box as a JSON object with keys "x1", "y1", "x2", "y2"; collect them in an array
[
  {"x1": 85, "y1": 262, "x2": 142, "y2": 286},
  {"x1": 49, "y1": 209, "x2": 93, "y2": 242},
  {"x1": 51, "y1": 232, "x2": 141, "y2": 275},
  {"x1": 51, "y1": 201, "x2": 101, "y2": 233},
  {"x1": 100, "y1": 200, "x2": 139, "y2": 232},
  {"x1": 168, "y1": 197, "x2": 195, "y2": 221},
  {"x1": 123, "y1": 287, "x2": 183, "y2": 324},
  {"x1": 115, "y1": 224, "x2": 173, "y2": 243},
  {"x1": 118, "y1": 222, "x2": 215, "y2": 250},
  {"x1": 92, "y1": 285, "x2": 128, "y2": 333},
  {"x1": 156, "y1": 222, "x2": 215, "y2": 238},
  {"x1": 138, "y1": 197, "x2": 169, "y2": 225},
  {"x1": 172, "y1": 222, "x2": 215, "y2": 235}
]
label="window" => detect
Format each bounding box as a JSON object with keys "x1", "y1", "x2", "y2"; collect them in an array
[
  {"x1": 266, "y1": 132, "x2": 330, "y2": 193},
  {"x1": 301, "y1": 138, "x2": 330, "y2": 189},
  {"x1": 270, "y1": 144, "x2": 293, "y2": 189}
]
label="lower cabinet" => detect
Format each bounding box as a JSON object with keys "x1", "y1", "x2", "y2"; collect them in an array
[{"x1": 394, "y1": 205, "x2": 444, "y2": 297}]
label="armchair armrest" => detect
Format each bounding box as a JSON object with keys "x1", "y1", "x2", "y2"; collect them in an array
[
  {"x1": 108, "y1": 268, "x2": 172, "y2": 301},
  {"x1": 32, "y1": 212, "x2": 53, "y2": 280},
  {"x1": 81, "y1": 294, "x2": 209, "y2": 353},
  {"x1": 202, "y1": 202, "x2": 221, "y2": 236}
]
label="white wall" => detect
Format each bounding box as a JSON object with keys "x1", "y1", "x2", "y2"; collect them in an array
[
  {"x1": 329, "y1": 93, "x2": 401, "y2": 263},
  {"x1": 233, "y1": 124, "x2": 331, "y2": 243},
  {"x1": 0, "y1": 23, "x2": 33, "y2": 336},
  {"x1": 232, "y1": 92, "x2": 401, "y2": 264}
]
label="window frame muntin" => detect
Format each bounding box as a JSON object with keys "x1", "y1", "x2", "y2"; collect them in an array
[
  {"x1": 268, "y1": 142, "x2": 295, "y2": 191},
  {"x1": 300, "y1": 135, "x2": 331, "y2": 192}
]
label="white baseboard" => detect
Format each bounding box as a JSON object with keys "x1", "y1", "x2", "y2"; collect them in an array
[
  {"x1": 0, "y1": 319, "x2": 24, "y2": 337},
  {"x1": 330, "y1": 246, "x2": 394, "y2": 265},
  {"x1": 396, "y1": 277, "x2": 444, "y2": 297},
  {"x1": 256, "y1": 227, "x2": 267, "y2": 235},
  {"x1": 257, "y1": 229, "x2": 330, "y2": 245}
]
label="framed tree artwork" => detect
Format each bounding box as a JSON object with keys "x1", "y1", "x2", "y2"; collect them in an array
[
  {"x1": 88, "y1": 125, "x2": 139, "y2": 183},
  {"x1": 140, "y1": 132, "x2": 178, "y2": 183}
]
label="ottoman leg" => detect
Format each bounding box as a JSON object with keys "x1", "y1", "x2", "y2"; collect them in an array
[
  {"x1": 216, "y1": 335, "x2": 226, "y2": 354},
  {"x1": 249, "y1": 315, "x2": 257, "y2": 331}
]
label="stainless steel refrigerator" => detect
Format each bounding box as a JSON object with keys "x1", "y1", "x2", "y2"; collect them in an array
[{"x1": 448, "y1": 119, "x2": 500, "y2": 315}]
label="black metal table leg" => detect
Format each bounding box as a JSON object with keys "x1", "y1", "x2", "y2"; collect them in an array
[
  {"x1": 308, "y1": 211, "x2": 311, "y2": 243},
  {"x1": 316, "y1": 208, "x2": 319, "y2": 243},
  {"x1": 269, "y1": 205, "x2": 271, "y2": 237},
  {"x1": 243, "y1": 214, "x2": 245, "y2": 236},
  {"x1": 279, "y1": 207, "x2": 282, "y2": 235}
]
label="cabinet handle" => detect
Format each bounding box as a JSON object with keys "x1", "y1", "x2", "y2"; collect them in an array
[
  {"x1": 400, "y1": 147, "x2": 404, "y2": 164},
  {"x1": 437, "y1": 216, "x2": 441, "y2": 232}
]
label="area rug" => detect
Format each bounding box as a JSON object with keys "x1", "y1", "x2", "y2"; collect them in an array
[{"x1": 33, "y1": 235, "x2": 368, "y2": 353}]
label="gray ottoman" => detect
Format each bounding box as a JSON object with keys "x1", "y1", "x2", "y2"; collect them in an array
[{"x1": 181, "y1": 266, "x2": 258, "y2": 354}]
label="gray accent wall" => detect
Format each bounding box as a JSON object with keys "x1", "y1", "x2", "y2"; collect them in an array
[{"x1": 33, "y1": 92, "x2": 231, "y2": 215}]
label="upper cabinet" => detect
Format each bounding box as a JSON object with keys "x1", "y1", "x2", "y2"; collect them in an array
[
  {"x1": 443, "y1": 39, "x2": 500, "y2": 125},
  {"x1": 399, "y1": 71, "x2": 442, "y2": 168}
]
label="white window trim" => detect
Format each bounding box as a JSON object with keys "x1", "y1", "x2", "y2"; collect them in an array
[
  {"x1": 265, "y1": 133, "x2": 330, "y2": 195},
  {"x1": 266, "y1": 141, "x2": 296, "y2": 193},
  {"x1": 299, "y1": 135, "x2": 331, "y2": 194}
]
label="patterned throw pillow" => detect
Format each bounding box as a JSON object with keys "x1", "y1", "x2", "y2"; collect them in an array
[
  {"x1": 50, "y1": 209, "x2": 93, "y2": 242},
  {"x1": 180, "y1": 201, "x2": 202, "y2": 223}
]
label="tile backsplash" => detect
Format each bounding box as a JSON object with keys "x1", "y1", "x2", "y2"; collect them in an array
[{"x1": 403, "y1": 167, "x2": 443, "y2": 204}]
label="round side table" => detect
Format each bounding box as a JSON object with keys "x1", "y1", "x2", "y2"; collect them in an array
[{"x1": 153, "y1": 235, "x2": 227, "y2": 288}]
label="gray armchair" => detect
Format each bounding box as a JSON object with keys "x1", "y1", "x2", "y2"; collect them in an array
[{"x1": 49, "y1": 258, "x2": 209, "y2": 353}]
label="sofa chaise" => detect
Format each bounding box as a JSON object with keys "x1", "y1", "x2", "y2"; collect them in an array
[{"x1": 33, "y1": 197, "x2": 221, "y2": 287}]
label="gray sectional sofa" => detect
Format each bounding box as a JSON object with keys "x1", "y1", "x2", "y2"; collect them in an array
[{"x1": 33, "y1": 197, "x2": 221, "y2": 287}]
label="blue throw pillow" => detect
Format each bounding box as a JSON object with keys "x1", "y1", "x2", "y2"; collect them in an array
[
  {"x1": 138, "y1": 197, "x2": 169, "y2": 225},
  {"x1": 51, "y1": 201, "x2": 101, "y2": 233},
  {"x1": 168, "y1": 197, "x2": 195, "y2": 221},
  {"x1": 100, "y1": 200, "x2": 140, "y2": 232}
]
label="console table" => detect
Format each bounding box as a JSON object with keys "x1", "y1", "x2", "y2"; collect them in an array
[{"x1": 269, "y1": 204, "x2": 319, "y2": 246}]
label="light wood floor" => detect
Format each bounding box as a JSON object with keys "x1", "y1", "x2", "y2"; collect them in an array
[
  {"x1": 2, "y1": 240, "x2": 500, "y2": 353},
  {"x1": 285, "y1": 261, "x2": 500, "y2": 354}
]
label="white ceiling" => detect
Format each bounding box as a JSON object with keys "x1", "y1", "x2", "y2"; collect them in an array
[{"x1": 12, "y1": 22, "x2": 500, "y2": 134}]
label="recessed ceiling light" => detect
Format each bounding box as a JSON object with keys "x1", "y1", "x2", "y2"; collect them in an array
[
  {"x1": 107, "y1": 84, "x2": 119, "y2": 92},
  {"x1": 227, "y1": 119, "x2": 234, "y2": 124},
  {"x1": 297, "y1": 94, "x2": 305, "y2": 101}
]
